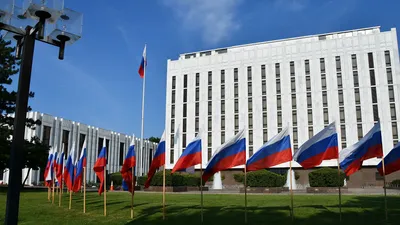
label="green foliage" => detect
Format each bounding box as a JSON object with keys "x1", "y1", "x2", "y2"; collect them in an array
[
  {"x1": 110, "y1": 172, "x2": 123, "y2": 186},
  {"x1": 309, "y1": 168, "x2": 345, "y2": 187},
  {"x1": 148, "y1": 137, "x2": 161, "y2": 143},
  {"x1": 137, "y1": 170, "x2": 202, "y2": 187},
  {"x1": 391, "y1": 179, "x2": 400, "y2": 187},
  {"x1": 295, "y1": 171, "x2": 300, "y2": 180},
  {"x1": 234, "y1": 170, "x2": 286, "y2": 187}
]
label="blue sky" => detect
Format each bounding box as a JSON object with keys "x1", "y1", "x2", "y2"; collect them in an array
[{"x1": 19, "y1": 0, "x2": 400, "y2": 138}]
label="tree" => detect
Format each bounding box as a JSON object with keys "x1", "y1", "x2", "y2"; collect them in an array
[
  {"x1": 148, "y1": 136, "x2": 161, "y2": 143},
  {"x1": 0, "y1": 36, "x2": 49, "y2": 185}
]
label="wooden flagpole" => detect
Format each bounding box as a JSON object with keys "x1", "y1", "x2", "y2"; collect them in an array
[
  {"x1": 244, "y1": 166, "x2": 248, "y2": 224},
  {"x1": 59, "y1": 177, "x2": 62, "y2": 207},
  {"x1": 337, "y1": 158, "x2": 342, "y2": 222},
  {"x1": 104, "y1": 166, "x2": 107, "y2": 216},
  {"x1": 162, "y1": 166, "x2": 166, "y2": 220},
  {"x1": 289, "y1": 161, "x2": 294, "y2": 221},
  {"x1": 131, "y1": 167, "x2": 135, "y2": 218},
  {"x1": 52, "y1": 166, "x2": 56, "y2": 204},
  {"x1": 69, "y1": 189, "x2": 72, "y2": 209},
  {"x1": 48, "y1": 187, "x2": 51, "y2": 201},
  {"x1": 382, "y1": 156, "x2": 388, "y2": 221},
  {"x1": 83, "y1": 167, "x2": 86, "y2": 213},
  {"x1": 200, "y1": 164, "x2": 204, "y2": 223}
]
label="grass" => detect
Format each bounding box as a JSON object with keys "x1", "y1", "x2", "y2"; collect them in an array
[{"x1": 0, "y1": 191, "x2": 399, "y2": 225}]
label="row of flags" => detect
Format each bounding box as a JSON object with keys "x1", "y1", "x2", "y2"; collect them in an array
[{"x1": 143, "y1": 121, "x2": 400, "y2": 187}]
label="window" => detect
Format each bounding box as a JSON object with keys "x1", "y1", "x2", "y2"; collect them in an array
[
  {"x1": 171, "y1": 90, "x2": 176, "y2": 104},
  {"x1": 373, "y1": 105, "x2": 379, "y2": 122},
  {"x1": 368, "y1": 52, "x2": 374, "y2": 68},
  {"x1": 247, "y1": 66, "x2": 252, "y2": 81},
  {"x1": 208, "y1": 117, "x2": 212, "y2": 131},
  {"x1": 371, "y1": 87, "x2": 377, "y2": 103},
  {"x1": 221, "y1": 100, "x2": 225, "y2": 114},
  {"x1": 342, "y1": 142, "x2": 347, "y2": 149},
  {"x1": 308, "y1": 109, "x2": 313, "y2": 125},
  {"x1": 221, "y1": 132, "x2": 225, "y2": 144},
  {"x1": 234, "y1": 99, "x2": 239, "y2": 113},
  {"x1": 234, "y1": 68, "x2": 238, "y2": 82},
  {"x1": 221, "y1": 85, "x2": 225, "y2": 99},
  {"x1": 275, "y1": 63, "x2": 280, "y2": 77},
  {"x1": 216, "y1": 48, "x2": 227, "y2": 54},
  {"x1": 263, "y1": 112, "x2": 267, "y2": 127},
  {"x1": 261, "y1": 65, "x2": 266, "y2": 79},
  {"x1": 276, "y1": 79, "x2": 281, "y2": 94},
  {"x1": 183, "y1": 89, "x2": 187, "y2": 102},
  {"x1": 182, "y1": 134, "x2": 186, "y2": 148},
  {"x1": 389, "y1": 86, "x2": 395, "y2": 102},
  {"x1": 248, "y1": 82, "x2": 252, "y2": 96},
  {"x1": 322, "y1": 91, "x2": 328, "y2": 107},
  {"x1": 221, "y1": 70, "x2": 225, "y2": 83},
  {"x1": 43, "y1": 126, "x2": 51, "y2": 146},
  {"x1": 248, "y1": 114, "x2": 253, "y2": 129},
  {"x1": 170, "y1": 135, "x2": 174, "y2": 148},
  {"x1": 306, "y1": 76, "x2": 311, "y2": 91},
  {"x1": 263, "y1": 129, "x2": 268, "y2": 143},
  {"x1": 392, "y1": 122, "x2": 398, "y2": 139},
  {"x1": 341, "y1": 125, "x2": 346, "y2": 141},
  {"x1": 195, "y1": 87, "x2": 199, "y2": 101},
  {"x1": 249, "y1": 146, "x2": 253, "y2": 157},
  {"x1": 171, "y1": 119, "x2": 175, "y2": 133},
  {"x1": 277, "y1": 111, "x2": 282, "y2": 127},
  {"x1": 336, "y1": 56, "x2": 341, "y2": 71},
  {"x1": 262, "y1": 96, "x2": 267, "y2": 111},
  {"x1": 351, "y1": 54, "x2": 357, "y2": 70},
  {"x1": 196, "y1": 73, "x2": 200, "y2": 86},
  {"x1": 353, "y1": 71, "x2": 359, "y2": 87},
  {"x1": 338, "y1": 90, "x2": 344, "y2": 106},
  {"x1": 323, "y1": 108, "x2": 329, "y2": 124},
  {"x1": 119, "y1": 142, "x2": 125, "y2": 166},
  {"x1": 170, "y1": 149, "x2": 174, "y2": 164},
  {"x1": 290, "y1": 61, "x2": 295, "y2": 75},
  {"x1": 262, "y1": 80, "x2": 266, "y2": 95},
  {"x1": 356, "y1": 106, "x2": 362, "y2": 122},
  {"x1": 385, "y1": 50, "x2": 391, "y2": 67},
  {"x1": 308, "y1": 127, "x2": 313, "y2": 138},
  {"x1": 195, "y1": 118, "x2": 199, "y2": 132},
  {"x1": 235, "y1": 115, "x2": 239, "y2": 129},
  {"x1": 357, "y1": 124, "x2": 363, "y2": 140},
  {"x1": 390, "y1": 103, "x2": 397, "y2": 120},
  {"x1": 208, "y1": 86, "x2": 212, "y2": 100},
  {"x1": 291, "y1": 77, "x2": 296, "y2": 92},
  {"x1": 208, "y1": 148, "x2": 212, "y2": 161},
  {"x1": 172, "y1": 76, "x2": 176, "y2": 89},
  {"x1": 305, "y1": 60, "x2": 310, "y2": 74},
  {"x1": 340, "y1": 107, "x2": 345, "y2": 123},
  {"x1": 320, "y1": 58, "x2": 325, "y2": 73},
  {"x1": 208, "y1": 101, "x2": 212, "y2": 115},
  {"x1": 355, "y1": 88, "x2": 360, "y2": 104},
  {"x1": 208, "y1": 71, "x2": 212, "y2": 85},
  {"x1": 208, "y1": 132, "x2": 212, "y2": 146},
  {"x1": 321, "y1": 74, "x2": 326, "y2": 90},
  {"x1": 234, "y1": 83, "x2": 239, "y2": 97},
  {"x1": 195, "y1": 103, "x2": 199, "y2": 116},
  {"x1": 183, "y1": 104, "x2": 187, "y2": 117},
  {"x1": 183, "y1": 118, "x2": 187, "y2": 132},
  {"x1": 62, "y1": 130, "x2": 69, "y2": 156},
  {"x1": 337, "y1": 73, "x2": 343, "y2": 88},
  {"x1": 249, "y1": 130, "x2": 253, "y2": 145},
  {"x1": 220, "y1": 115, "x2": 225, "y2": 130},
  {"x1": 387, "y1": 68, "x2": 393, "y2": 84},
  {"x1": 292, "y1": 94, "x2": 296, "y2": 109},
  {"x1": 293, "y1": 127, "x2": 298, "y2": 142},
  {"x1": 183, "y1": 74, "x2": 187, "y2": 88},
  {"x1": 248, "y1": 98, "x2": 253, "y2": 113},
  {"x1": 307, "y1": 93, "x2": 312, "y2": 108},
  {"x1": 292, "y1": 111, "x2": 297, "y2": 126},
  {"x1": 370, "y1": 70, "x2": 376, "y2": 86},
  {"x1": 277, "y1": 95, "x2": 282, "y2": 110}
]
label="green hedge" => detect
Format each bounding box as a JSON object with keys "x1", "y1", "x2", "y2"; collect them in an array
[
  {"x1": 137, "y1": 170, "x2": 202, "y2": 187},
  {"x1": 110, "y1": 172, "x2": 123, "y2": 186},
  {"x1": 233, "y1": 170, "x2": 286, "y2": 187},
  {"x1": 391, "y1": 179, "x2": 400, "y2": 187},
  {"x1": 309, "y1": 168, "x2": 345, "y2": 187}
]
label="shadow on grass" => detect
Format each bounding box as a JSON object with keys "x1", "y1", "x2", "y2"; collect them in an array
[{"x1": 123, "y1": 196, "x2": 400, "y2": 225}]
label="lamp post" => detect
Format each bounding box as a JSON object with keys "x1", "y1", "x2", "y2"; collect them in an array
[{"x1": 0, "y1": 1, "x2": 82, "y2": 224}]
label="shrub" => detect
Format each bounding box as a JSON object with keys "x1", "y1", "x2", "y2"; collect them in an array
[
  {"x1": 137, "y1": 176, "x2": 147, "y2": 186},
  {"x1": 110, "y1": 172, "x2": 123, "y2": 186},
  {"x1": 295, "y1": 171, "x2": 300, "y2": 180},
  {"x1": 309, "y1": 168, "x2": 345, "y2": 187},
  {"x1": 234, "y1": 170, "x2": 286, "y2": 187},
  {"x1": 391, "y1": 179, "x2": 400, "y2": 187},
  {"x1": 137, "y1": 170, "x2": 202, "y2": 187},
  {"x1": 233, "y1": 173, "x2": 244, "y2": 183}
]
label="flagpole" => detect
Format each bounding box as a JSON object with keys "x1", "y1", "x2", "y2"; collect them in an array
[
  {"x1": 52, "y1": 166, "x2": 56, "y2": 204},
  {"x1": 59, "y1": 175, "x2": 62, "y2": 207},
  {"x1": 104, "y1": 166, "x2": 107, "y2": 216},
  {"x1": 131, "y1": 166, "x2": 135, "y2": 218},
  {"x1": 162, "y1": 165, "x2": 166, "y2": 220},
  {"x1": 139, "y1": 44, "x2": 147, "y2": 177},
  {"x1": 289, "y1": 161, "x2": 294, "y2": 221},
  {"x1": 69, "y1": 189, "x2": 72, "y2": 210},
  {"x1": 83, "y1": 166, "x2": 86, "y2": 213},
  {"x1": 244, "y1": 166, "x2": 248, "y2": 224},
  {"x1": 48, "y1": 186, "x2": 51, "y2": 202},
  {"x1": 336, "y1": 158, "x2": 342, "y2": 222},
  {"x1": 382, "y1": 156, "x2": 388, "y2": 221},
  {"x1": 200, "y1": 163, "x2": 203, "y2": 223}
]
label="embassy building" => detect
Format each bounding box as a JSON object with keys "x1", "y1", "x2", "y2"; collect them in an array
[{"x1": 165, "y1": 27, "x2": 400, "y2": 188}]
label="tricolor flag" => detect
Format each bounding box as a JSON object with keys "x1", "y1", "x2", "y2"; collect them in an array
[
  {"x1": 340, "y1": 122, "x2": 383, "y2": 176},
  {"x1": 377, "y1": 142, "x2": 400, "y2": 176},
  {"x1": 202, "y1": 129, "x2": 246, "y2": 182},
  {"x1": 120, "y1": 136, "x2": 136, "y2": 193},
  {"x1": 44, "y1": 148, "x2": 54, "y2": 187},
  {"x1": 294, "y1": 122, "x2": 339, "y2": 169},
  {"x1": 56, "y1": 152, "x2": 64, "y2": 184},
  {"x1": 144, "y1": 131, "x2": 166, "y2": 188},
  {"x1": 73, "y1": 138, "x2": 87, "y2": 192},
  {"x1": 93, "y1": 138, "x2": 107, "y2": 195},
  {"x1": 53, "y1": 150, "x2": 58, "y2": 177},
  {"x1": 172, "y1": 134, "x2": 202, "y2": 173},
  {"x1": 138, "y1": 45, "x2": 147, "y2": 78},
  {"x1": 64, "y1": 144, "x2": 76, "y2": 191},
  {"x1": 246, "y1": 127, "x2": 292, "y2": 171}
]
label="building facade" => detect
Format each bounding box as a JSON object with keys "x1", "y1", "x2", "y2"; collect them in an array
[
  {"x1": 165, "y1": 27, "x2": 400, "y2": 187},
  {"x1": 2, "y1": 111, "x2": 157, "y2": 185}
]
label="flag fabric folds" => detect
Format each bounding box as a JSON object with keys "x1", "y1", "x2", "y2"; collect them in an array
[
  {"x1": 120, "y1": 137, "x2": 136, "y2": 193},
  {"x1": 44, "y1": 148, "x2": 54, "y2": 187},
  {"x1": 246, "y1": 127, "x2": 292, "y2": 171},
  {"x1": 144, "y1": 131, "x2": 166, "y2": 188},
  {"x1": 172, "y1": 134, "x2": 202, "y2": 173},
  {"x1": 73, "y1": 139, "x2": 87, "y2": 192},
  {"x1": 138, "y1": 45, "x2": 147, "y2": 78},
  {"x1": 56, "y1": 152, "x2": 64, "y2": 185},
  {"x1": 294, "y1": 122, "x2": 339, "y2": 169},
  {"x1": 94, "y1": 139, "x2": 107, "y2": 195},
  {"x1": 377, "y1": 142, "x2": 400, "y2": 176},
  {"x1": 202, "y1": 129, "x2": 246, "y2": 182},
  {"x1": 64, "y1": 145, "x2": 76, "y2": 191},
  {"x1": 340, "y1": 122, "x2": 383, "y2": 176}
]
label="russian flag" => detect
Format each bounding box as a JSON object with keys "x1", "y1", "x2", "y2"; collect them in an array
[
  {"x1": 294, "y1": 122, "x2": 339, "y2": 169},
  {"x1": 377, "y1": 142, "x2": 400, "y2": 176},
  {"x1": 93, "y1": 138, "x2": 107, "y2": 195},
  {"x1": 44, "y1": 148, "x2": 54, "y2": 187},
  {"x1": 73, "y1": 138, "x2": 87, "y2": 192},
  {"x1": 56, "y1": 152, "x2": 64, "y2": 185},
  {"x1": 202, "y1": 129, "x2": 246, "y2": 182},
  {"x1": 246, "y1": 127, "x2": 292, "y2": 171},
  {"x1": 64, "y1": 146, "x2": 76, "y2": 191},
  {"x1": 340, "y1": 122, "x2": 383, "y2": 176},
  {"x1": 138, "y1": 45, "x2": 147, "y2": 78},
  {"x1": 53, "y1": 150, "x2": 58, "y2": 177},
  {"x1": 120, "y1": 136, "x2": 136, "y2": 193},
  {"x1": 144, "y1": 131, "x2": 165, "y2": 188},
  {"x1": 172, "y1": 134, "x2": 202, "y2": 173}
]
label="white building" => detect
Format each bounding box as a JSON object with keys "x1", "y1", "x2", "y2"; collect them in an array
[
  {"x1": 165, "y1": 27, "x2": 400, "y2": 187},
  {"x1": 2, "y1": 112, "x2": 158, "y2": 185}
]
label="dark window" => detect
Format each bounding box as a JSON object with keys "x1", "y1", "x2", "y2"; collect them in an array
[
  {"x1": 370, "y1": 70, "x2": 376, "y2": 86},
  {"x1": 351, "y1": 54, "x2": 357, "y2": 70},
  {"x1": 392, "y1": 122, "x2": 398, "y2": 140},
  {"x1": 234, "y1": 99, "x2": 239, "y2": 113},
  {"x1": 235, "y1": 115, "x2": 239, "y2": 130},
  {"x1": 249, "y1": 130, "x2": 253, "y2": 145},
  {"x1": 385, "y1": 51, "x2": 391, "y2": 67},
  {"x1": 171, "y1": 105, "x2": 175, "y2": 118},
  {"x1": 320, "y1": 58, "x2": 325, "y2": 73},
  {"x1": 262, "y1": 96, "x2": 267, "y2": 111},
  {"x1": 321, "y1": 74, "x2": 326, "y2": 90},
  {"x1": 277, "y1": 95, "x2": 282, "y2": 110},
  {"x1": 208, "y1": 117, "x2": 212, "y2": 131},
  {"x1": 371, "y1": 87, "x2": 377, "y2": 103},
  {"x1": 356, "y1": 106, "x2": 362, "y2": 122},
  {"x1": 323, "y1": 108, "x2": 329, "y2": 124},
  {"x1": 182, "y1": 133, "x2": 187, "y2": 149},
  {"x1": 293, "y1": 127, "x2": 298, "y2": 143},
  {"x1": 183, "y1": 118, "x2": 187, "y2": 132},
  {"x1": 183, "y1": 104, "x2": 187, "y2": 117},
  {"x1": 79, "y1": 133, "x2": 86, "y2": 152},
  {"x1": 368, "y1": 52, "x2": 374, "y2": 68},
  {"x1": 234, "y1": 83, "x2": 239, "y2": 97},
  {"x1": 290, "y1": 61, "x2": 295, "y2": 75},
  {"x1": 248, "y1": 82, "x2": 252, "y2": 96},
  {"x1": 262, "y1": 80, "x2": 266, "y2": 95},
  {"x1": 338, "y1": 90, "x2": 344, "y2": 106},
  {"x1": 291, "y1": 77, "x2": 296, "y2": 92},
  {"x1": 341, "y1": 125, "x2": 346, "y2": 142},
  {"x1": 249, "y1": 146, "x2": 253, "y2": 157},
  {"x1": 277, "y1": 111, "x2": 282, "y2": 127},
  {"x1": 170, "y1": 149, "x2": 174, "y2": 164},
  {"x1": 172, "y1": 76, "x2": 176, "y2": 89},
  {"x1": 389, "y1": 86, "x2": 395, "y2": 102},
  {"x1": 275, "y1": 63, "x2": 280, "y2": 78},
  {"x1": 355, "y1": 88, "x2": 360, "y2": 104},
  {"x1": 292, "y1": 111, "x2": 297, "y2": 126},
  {"x1": 195, "y1": 103, "x2": 199, "y2": 116},
  {"x1": 183, "y1": 89, "x2": 187, "y2": 102},
  {"x1": 306, "y1": 76, "x2": 311, "y2": 91},
  {"x1": 221, "y1": 100, "x2": 225, "y2": 114},
  {"x1": 335, "y1": 56, "x2": 341, "y2": 71},
  {"x1": 322, "y1": 91, "x2": 328, "y2": 107},
  {"x1": 221, "y1": 70, "x2": 225, "y2": 83},
  {"x1": 221, "y1": 115, "x2": 225, "y2": 130},
  {"x1": 357, "y1": 124, "x2": 363, "y2": 140},
  {"x1": 234, "y1": 68, "x2": 238, "y2": 82},
  {"x1": 263, "y1": 129, "x2": 268, "y2": 143},
  {"x1": 171, "y1": 90, "x2": 176, "y2": 104},
  {"x1": 208, "y1": 132, "x2": 212, "y2": 147},
  {"x1": 337, "y1": 73, "x2": 343, "y2": 88},
  {"x1": 307, "y1": 93, "x2": 312, "y2": 108},
  {"x1": 43, "y1": 126, "x2": 51, "y2": 146},
  {"x1": 340, "y1": 107, "x2": 345, "y2": 123},
  {"x1": 171, "y1": 119, "x2": 175, "y2": 133},
  {"x1": 248, "y1": 98, "x2": 253, "y2": 113},
  {"x1": 305, "y1": 60, "x2": 310, "y2": 74},
  {"x1": 195, "y1": 73, "x2": 200, "y2": 86},
  {"x1": 221, "y1": 85, "x2": 225, "y2": 99},
  {"x1": 308, "y1": 109, "x2": 313, "y2": 125},
  {"x1": 195, "y1": 87, "x2": 199, "y2": 101},
  {"x1": 248, "y1": 114, "x2": 253, "y2": 129},
  {"x1": 221, "y1": 131, "x2": 225, "y2": 144},
  {"x1": 183, "y1": 74, "x2": 187, "y2": 88},
  {"x1": 62, "y1": 130, "x2": 69, "y2": 157},
  {"x1": 292, "y1": 94, "x2": 296, "y2": 109},
  {"x1": 170, "y1": 135, "x2": 174, "y2": 148},
  {"x1": 208, "y1": 148, "x2": 212, "y2": 161},
  {"x1": 373, "y1": 105, "x2": 379, "y2": 122},
  {"x1": 208, "y1": 71, "x2": 212, "y2": 85},
  {"x1": 208, "y1": 101, "x2": 212, "y2": 115},
  {"x1": 276, "y1": 79, "x2": 281, "y2": 94},
  {"x1": 208, "y1": 86, "x2": 212, "y2": 100},
  {"x1": 119, "y1": 142, "x2": 125, "y2": 166},
  {"x1": 261, "y1": 65, "x2": 266, "y2": 79},
  {"x1": 195, "y1": 118, "x2": 199, "y2": 132},
  {"x1": 247, "y1": 66, "x2": 252, "y2": 81},
  {"x1": 308, "y1": 127, "x2": 313, "y2": 138},
  {"x1": 353, "y1": 71, "x2": 359, "y2": 87},
  {"x1": 263, "y1": 112, "x2": 267, "y2": 127},
  {"x1": 387, "y1": 68, "x2": 393, "y2": 84},
  {"x1": 390, "y1": 103, "x2": 397, "y2": 120}
]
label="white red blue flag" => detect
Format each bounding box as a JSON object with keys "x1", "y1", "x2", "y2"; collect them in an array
[{"x1": 138, "y1": 45, "x2": 147, "y2": 78}]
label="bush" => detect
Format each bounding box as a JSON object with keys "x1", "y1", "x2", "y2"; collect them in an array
[
  {"x1": 295, "y1": 171, "x2": 300, "y2": 180},
  {"x1": 110, "y1": 172, "x2": 123, "y2": 186},
  {"x1": 391, "y1": 179, "x2": 400, "y2": 187},
  {"x1": 137, "y1": 176, "x2": 147, "y2": 186},
  {"x1": 234, "y1": 170, "x2": 286, "y2": 187},
  {"x1": 137, "y1": 170, "x2": 202, "y2": 187},
  {"x1": 309, "y1": 168, "x2": 345, "y2": 187}
]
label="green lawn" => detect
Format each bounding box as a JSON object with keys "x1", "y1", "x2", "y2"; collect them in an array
[{"x1": 0, "y1": 191, "x2": 399, "y2": 225}]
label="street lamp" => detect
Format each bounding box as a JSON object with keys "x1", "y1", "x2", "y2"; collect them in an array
[{"x1": 0, "y1": 1, "x2": 82, "y2": 224}]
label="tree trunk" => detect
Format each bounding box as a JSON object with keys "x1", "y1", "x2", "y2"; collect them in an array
[{"x1": 22, "y1": 168, "x2": 31, "y2": 187}]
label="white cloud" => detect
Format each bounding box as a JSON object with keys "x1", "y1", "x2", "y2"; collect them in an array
[{"x1": 164, "y1": 0, "x2": 242, "y2": 45}]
